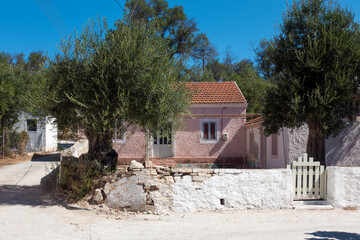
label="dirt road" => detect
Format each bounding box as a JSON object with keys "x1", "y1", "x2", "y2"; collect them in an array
[{"x1": 0, "y1": 158, "x2": 360, "y2": 240}]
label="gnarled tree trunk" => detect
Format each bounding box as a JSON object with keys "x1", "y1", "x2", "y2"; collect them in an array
[
  {"x1": 83, "y1": 129, "x2": 117, "y2": 171},
  {"x1": 306, "y1": 120, "x2": 326, "y2": 166}
]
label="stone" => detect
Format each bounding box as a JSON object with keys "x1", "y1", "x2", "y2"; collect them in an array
[
  {"x1": 129, "y1": 160, "x2": 144, "y2": 170},
  {"x1": 171, "y1": 168, "x2": 192, "y2": 174},
  {"x1": 93, "y1": 189, "x2": 103, "y2": 203},
  {"x1": 154, "y1": 166, "x2": 170, "y2": 172},
  {"x1": 164, "y1": 176, "x2": 174, "y2": 184},
  {"x1": 192, "y1": 169, "x2": 214, "y2": 174},
  {"x1": 192, "y1": 176, "x2": 206, "y2": 182}
]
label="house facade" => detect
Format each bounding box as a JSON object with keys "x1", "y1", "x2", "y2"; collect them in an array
[
  {"x1": 244, "y1": 116, "x2": 289, "y2": 169},
  {"x1": 114, "y1": 82, "x2": 249, "y2": 167},
  {"x1": 14, "y1": 113, "x2": 58, "y2": 152}
]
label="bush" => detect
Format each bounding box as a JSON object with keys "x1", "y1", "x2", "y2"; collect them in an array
[
  {"x1": 19, "y1": 131, "x2": 29, "y2": 155},
  {"x1": 58, "y1": 158, "x2": 102, "y2": 201}
]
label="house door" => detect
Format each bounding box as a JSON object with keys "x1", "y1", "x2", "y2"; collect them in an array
[{"x1": 152, "y1": 129, "x2": 173, "y2": 158}]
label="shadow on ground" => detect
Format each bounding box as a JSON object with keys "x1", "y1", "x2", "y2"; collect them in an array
[
  {"x1": 306, "y1": 231, "x2": 360, "y2": 240},
  {"x1": 0, "y1": 185, "x2": 56, "y2": 207},
  {"x1": 31, "y1": 153, "x2": 60, "y2": 162}
]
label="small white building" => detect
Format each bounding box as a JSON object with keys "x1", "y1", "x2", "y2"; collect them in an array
[{"x1": 14, "y1": 113, "x2": 58, "y2": 152}]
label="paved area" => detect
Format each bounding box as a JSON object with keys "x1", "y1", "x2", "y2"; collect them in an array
[{"x1": 0, "y1": 157, "x2": 360, "y2": 240}]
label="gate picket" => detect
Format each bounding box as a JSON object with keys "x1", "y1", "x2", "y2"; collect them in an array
[{"x1": 288, "y1": 153, "x2": 326, "y2": 200}]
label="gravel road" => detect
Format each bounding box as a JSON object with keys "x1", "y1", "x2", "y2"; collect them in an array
[{"x1": 1, "y1": 158, "x2": 360, "y2": 240}]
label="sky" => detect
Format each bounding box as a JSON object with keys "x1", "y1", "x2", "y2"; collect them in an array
[{"x1": 1, "y1": 0, "x2": 360, "y2": 63}]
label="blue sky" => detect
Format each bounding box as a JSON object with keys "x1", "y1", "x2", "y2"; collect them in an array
[{"x1": 1, "y1": 0, "x2": 360, "y2": 62}]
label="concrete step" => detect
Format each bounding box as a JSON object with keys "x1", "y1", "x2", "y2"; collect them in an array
[{"x1": 292, "y1": 200, "x2": 334, "y2": 210}]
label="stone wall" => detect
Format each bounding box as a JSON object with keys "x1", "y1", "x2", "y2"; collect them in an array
[
  {"x1": 327, "y1": 167, "x2": 360, "y2": 208},
  {"x1": 104, "y1": 167, "x2": 293, "y2": 213},
  {"x1": 60, "y1": 139, "x2": 89, "y2": 160},
  {"x1": 287, "y1": 122, "x2": 360, "y2": 166}
]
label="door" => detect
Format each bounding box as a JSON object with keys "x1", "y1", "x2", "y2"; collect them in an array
[{"x1": 152, "y1": 128, "x2": 173, "y2": 158}]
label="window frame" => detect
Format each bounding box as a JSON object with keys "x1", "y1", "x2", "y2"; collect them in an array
[
  {"x1": 200, "y1": 119, "x2": 219, "y2": 143},
  {"x1": 26, "y1": 119, "x2": 37, "y2": 132},
  {"x1": 113, "y1": 119, "x2": 126, "y2": 143}
]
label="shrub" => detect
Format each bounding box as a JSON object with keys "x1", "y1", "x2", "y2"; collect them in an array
[{"x1": 58, "y1": 158, "x2": 102, "y2": 201}]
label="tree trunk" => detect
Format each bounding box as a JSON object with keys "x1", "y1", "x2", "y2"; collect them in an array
[
  {"x1": 306, "y1": 121, "x2": 326, "y2": 166},
  {"x1": 84, "y1": 129, "x2": 117, "y2": 171},
  {"x1": 145, "y1": 129, "x2": 150, "y2": 168}
]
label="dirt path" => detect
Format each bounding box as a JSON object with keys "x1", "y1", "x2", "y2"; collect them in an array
[{"x1": 0, "y1": 158, "x2": 360, "y2": 240}]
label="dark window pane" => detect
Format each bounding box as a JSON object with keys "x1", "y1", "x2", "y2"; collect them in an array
[
  {"x1": 210, "y1": 123, "x2": 216, "y2": 139},
  {"x1": 153, "y1": 137, "x2": 157, "y2": 144},
  {"x1": 203, "y1": 123, "x2": 209, "y2": 139},
  {"x1": 160, "y1": 137, "x2": 163, "y2": 145},
  {"x1": 27, "y1": 119, "x2": 37, "y2": 131},
  {"x1": 163, "y1": 136, "x2": 168, "y2": 145}
]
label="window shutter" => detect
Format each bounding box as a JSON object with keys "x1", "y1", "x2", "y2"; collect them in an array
[
  {"x1": 203, "y1": 123, "x2": 209, "y2": 139},
  {"x1": 210, "y1": 122, "x2": 216, "y2": 139}
]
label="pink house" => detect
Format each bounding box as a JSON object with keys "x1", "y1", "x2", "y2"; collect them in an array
[{"x1": 114, "y1": 82, "x2": 249, "y2": 167}]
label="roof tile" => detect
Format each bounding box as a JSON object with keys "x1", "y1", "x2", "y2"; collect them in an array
[{"x1": 187, "y1": 82, "x2": 246, "y2": 104}]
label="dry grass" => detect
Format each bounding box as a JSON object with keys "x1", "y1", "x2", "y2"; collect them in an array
[
  {"x1": 0, "y1": 154, "x2": 32, "y2": 168},
  {"x1": 343, "y1": 207, "x2": 359, "y2": 211}
]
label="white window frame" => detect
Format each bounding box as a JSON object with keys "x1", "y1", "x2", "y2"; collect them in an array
[{"x1": 200, "y1": 119, "x2": 219, "y2": 143}]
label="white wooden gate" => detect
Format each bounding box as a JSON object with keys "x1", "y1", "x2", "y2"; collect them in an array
[{"x1": 287, "y1": 153, "x2": 327, "y2": 200}]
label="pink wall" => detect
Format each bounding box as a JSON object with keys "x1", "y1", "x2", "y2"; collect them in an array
[
  {"x1": 113, "y1": 126, "x2": 146, "y2": 161},
  {"x1": 175, "y1": 106, "x2": 246, "y2": 158},
  {"x1": 114, "y1": 104, "x2": 247, "y2": 164}
]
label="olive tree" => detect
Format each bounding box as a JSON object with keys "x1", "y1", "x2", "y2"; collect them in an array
[{"x1": 47, "y1": 19, "x2": 191, "y2": 169}]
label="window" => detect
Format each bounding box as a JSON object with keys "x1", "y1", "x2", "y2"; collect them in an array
[
  {"x1": 153, "y1": 126, "x2": 172, "y2": 145},
  {"x1": 271, "y1": 134, "x2": 278, "y2": 156},
  {"x1": 202, "y1": 121, "x2": 217, "y2": 141},
  {"x1": 26, "y1": 119, "x2": 37, "y2": 131},
  {"x1": 114, "y1": 119, "x2": 125, "y2": 141}
]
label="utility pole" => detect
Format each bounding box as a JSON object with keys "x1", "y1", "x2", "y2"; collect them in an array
[{"x1": 202, "y1": 49, "x2": 205, "y2": 72}]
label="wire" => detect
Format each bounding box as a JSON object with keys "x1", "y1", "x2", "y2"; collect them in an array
[
  {"x1": 44, "y1": 0, "x2": 68, "y2": 34},
  {"x1": 35, "y1": 0, "x2": 64, "y2": 37},
  {"x1": 114, "y1": 0, "x2": 126, "y2": 13}
]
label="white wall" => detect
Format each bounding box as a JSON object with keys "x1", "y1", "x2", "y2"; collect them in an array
[
  {"x1": 104, "y1": 168, "x2": 293, "y2": 213},
  {"x1": 45, "y1": 117, "x2": 58, "y2": 152},
  {"x1": 13, "y1": 113, "x2": 57, "y2": 152},
  {"x1": 327, "y1": 167, "x2": 360, "y2": 208}
]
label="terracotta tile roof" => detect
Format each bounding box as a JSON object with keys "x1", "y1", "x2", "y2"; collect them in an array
[
  {"x1": 244, "y1": 116, "x2": 264, "y2": 126},
  {"x1": 187, "y1": 81, "x2": 246, "y2": 104}
]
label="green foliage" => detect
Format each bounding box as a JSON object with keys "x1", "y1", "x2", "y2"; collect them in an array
[
  {"x1": 47, "y1": 18, "x2": 191, "y2": 160},
  {"x1": 0, "y1": 51, "x2": 48, "y2": 132},
  {"x1": 257, "y1": 0, "x2": 360, "y2": 136},
  {"x1": 19, "y1": 131, "x2": 29, "y2": 155},
  {"x1": 185, "y1": 52, "x2": 271, "y2": 113},
  {"x1": 124, "y1": 0, "x2": 217, "y2": 63}
]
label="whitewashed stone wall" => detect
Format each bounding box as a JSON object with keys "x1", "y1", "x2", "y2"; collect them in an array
[
  {"x1": 327, "y1": 167, "x2": 360, "y2": 208},
  {"x1": 287, "y1": 122, "x2": 360, "y2": 166},
  {"x1": 61, "y1": 139, "x2": 89, "y2": 160},
  {"x1": 104, "y1": 168, "x2": 293, "y2": 213}
]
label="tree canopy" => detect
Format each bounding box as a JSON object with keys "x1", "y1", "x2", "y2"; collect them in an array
[
  {"x1": 257, "y1": 0, "x2": 360, "y2": 165},
  {"x1": 46, "y1": 19, "x2": 191, "y2": 167},
  {"x1": 123, "y1": 0, "x2": 217, "y2": 63},
  {"x1": 0, "y1": 51, "x2": 47, "y2": 132}
]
